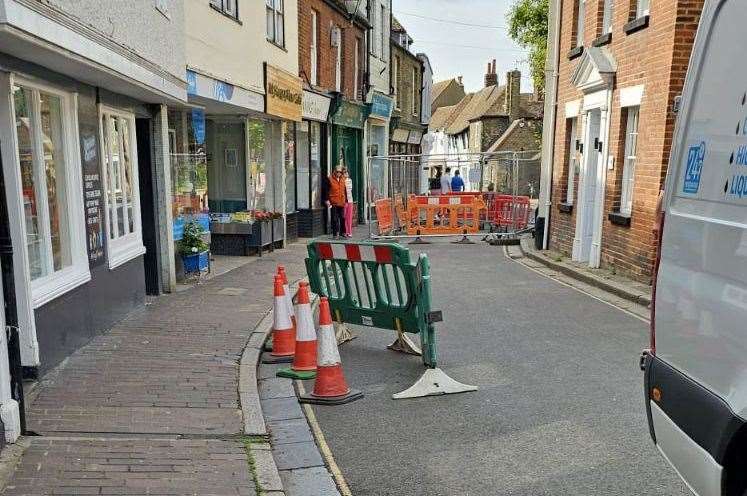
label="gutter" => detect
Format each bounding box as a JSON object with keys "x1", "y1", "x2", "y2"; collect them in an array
[{"x1": 538, "y1": 0, "x2": 562, "y2": 250}]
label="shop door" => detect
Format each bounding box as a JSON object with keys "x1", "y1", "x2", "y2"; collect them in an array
[
  {"x1": 207, "y1": 121, "x2": 246, "y2": 213},
  {"x1": 336, "y1": 128, "x2": 362, "y2": 221},
  {"x1": 135, "y1": 118, "x2": 160, "y2": 295}
]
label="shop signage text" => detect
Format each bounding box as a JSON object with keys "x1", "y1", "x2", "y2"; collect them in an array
[
  {"x1": 266, "y1": 64, "x2": 303, "y2": 122},
  {"x1": 369, "y1": 93, "x2": 394, "y2": 120},
  {"x1": 332, "y1": 100, "x2": 366, "y2": 129},
  {"x1": 302, "y1": 90, "x2": 332, "y2": 122}
]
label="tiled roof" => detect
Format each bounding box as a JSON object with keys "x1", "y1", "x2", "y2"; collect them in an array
[
  {"x1": 391, "y1": 16, "x2": 405, "y2": 32},
  {"x1": 431, "y1": 79, "x2": 453, "y2": 103},
  {"x1": 429, "y1": 105, "x2": 457, "y2": 131},
  {"x1": 446, "y1": 85, "x2": 506, "y2": 135}
]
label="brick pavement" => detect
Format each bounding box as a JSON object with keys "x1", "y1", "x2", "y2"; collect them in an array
[{"x1": 1, "y1": 244, "x2": 309, "y2": 496}]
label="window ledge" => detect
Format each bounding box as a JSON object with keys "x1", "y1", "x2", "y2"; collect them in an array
[
  {"x1": 31, "y1": 267, "x2": 91, "y2": 309},
  {"x1": 567, "y1": 46, "x2": 584, "y2": 60},
  {"x1": 592, "y1": 32, "x2": 612, "y2": 47},
  {"x1": 558, "y1": 202, "x2": 574, "y2": 214},
  {"x1": 108, "y1": 241, "x2": 146, "y2": 271},
  {"x1": 624, "y1": 15, "x2": 650, "y2": 35},
  {"x1": 267, "y1": 40, "x2": 287, "y2": 52},
  {"x1": 209, "y1": 4, "x2": 242, "y2": 24},
  {"x1": 608, "y1": 211, "x2": 632, "y2": 227}
]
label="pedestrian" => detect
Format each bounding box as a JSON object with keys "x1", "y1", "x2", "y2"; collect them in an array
[
  {"x1": 440, "y1": 167, "x2": 452, "y2": 194},
  {"x1": 343, "y1": 167, "x2": 354, "y2": 238},
  {"x1": 451, "y1": 169, "x2": 465, "y2": 192},
  {"x1": 326, "y1": 166, "x2": 346, "y2": 238}
]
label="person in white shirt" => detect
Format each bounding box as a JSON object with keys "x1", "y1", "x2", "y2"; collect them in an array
[{"x1": 440, "y1": 167, "x2": 452, "y2": 194}]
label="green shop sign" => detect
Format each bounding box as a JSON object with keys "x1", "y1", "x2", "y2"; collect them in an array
[
  {"x1": 331, "y1": 100, "x2": 367, "y2": 129},
  {"x1": 368, "y1": 93, "x2": 394, "y2": 120}
]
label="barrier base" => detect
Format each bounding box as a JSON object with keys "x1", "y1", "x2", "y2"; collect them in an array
[
  {"x1": 277, "y1": 368, "x2": 317, "y2": 380},
  {"x1": 261, "y1": 353, "x2": 294, "y2": 364},
  {"x1": 334, "y1": 322, "x2": 357, "y2": 346},
  {"x1": 409, "y1": 236, "x2": 431, "y2": 245},
  {"x1": 392, "y1": 367, "x2": 478, "y2": 400},
  {"x1": 299, "y1": 389, "x2": 364, "y2": 405},
  {"x1": 387, "y1": 332, "x2": 422, "y2": 356},
  {"x1": 488, "y1": 236, "x2": 521, "y2": 246},
  {"x1": 452, "y1": 235, "x2": 476, "y2": 245}
]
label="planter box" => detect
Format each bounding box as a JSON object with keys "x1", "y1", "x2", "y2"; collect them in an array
[
  {"x1": 182, "y1": 250, "x2": 209, "y2": 273},
  {"x1": 285, "y1": 212, "x2": 298, "y2": 243},
  {"x1": 210, "y1": 220, "x2": 272, "y2": 256},
  {"x1": 272, "y1": 217, "x2": 284, "y2": 244}
]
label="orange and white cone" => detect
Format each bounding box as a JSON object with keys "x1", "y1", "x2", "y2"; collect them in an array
[
  {"x1": 262, "y1": 275, "x2": 295, "y2": 364},
  {"x1": 299, "y1": 297, "x2": 362, "y2": 405},
  {"x1": 277, "y1": 282, "x2": 317, "y2": 379},
  {"x1": 265, "y1": 266, "x2": 296, "y2": 353}
]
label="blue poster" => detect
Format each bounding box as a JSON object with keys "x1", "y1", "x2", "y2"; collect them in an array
[
  {"x1": 186, "y1": 70, "x2": 197, "y2": 96},
  {"x1": 192, "y1": 108, "x2": 206, "y2": 145},
  {"x1": 683, "y1": 141, "x2": 705, "y2": 194}
]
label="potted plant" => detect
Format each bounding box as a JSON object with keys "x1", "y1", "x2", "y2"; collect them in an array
[{"x1": 179, "y1": 221, "x2": 210, "y2": 273}]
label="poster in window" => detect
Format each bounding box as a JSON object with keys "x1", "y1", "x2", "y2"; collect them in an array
[{"x1": 80, "y1": 121, "x2": 105, "y2": 267}]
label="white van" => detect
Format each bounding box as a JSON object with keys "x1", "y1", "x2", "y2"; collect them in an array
[{"x1": 644, "y1": 1, "x2": 747, "y2": 495}]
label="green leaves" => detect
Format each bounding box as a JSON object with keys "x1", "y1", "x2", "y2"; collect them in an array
[{"x1": 507, "y1": 0, "x2": 549, "y2": 96}]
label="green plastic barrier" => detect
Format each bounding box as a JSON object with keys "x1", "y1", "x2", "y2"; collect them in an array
[{"x1": 305, "y1": 239, "x2": 438, "y2": 367}]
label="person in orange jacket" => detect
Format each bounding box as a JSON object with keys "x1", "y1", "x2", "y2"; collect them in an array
[{"x1": 326, "y1": 166, "x2": 346, "y2": 238}]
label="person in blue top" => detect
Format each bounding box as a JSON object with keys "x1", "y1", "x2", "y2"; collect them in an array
[{"x1": 451, "y1": 169, "x2": 465, "y2": 192}]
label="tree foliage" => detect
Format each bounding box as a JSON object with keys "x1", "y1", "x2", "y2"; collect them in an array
[{"x1": 507, "y1": 0, "x2": 549, "y2": 96}]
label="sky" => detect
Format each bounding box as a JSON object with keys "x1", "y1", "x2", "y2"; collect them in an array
[{"x1": 391, "y1": 0, "x2": 533, "y2": 94}]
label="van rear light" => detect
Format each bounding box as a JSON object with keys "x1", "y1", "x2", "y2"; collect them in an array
[{"x1": 649, "y1": 191, "x2": 666, "y2": 355}]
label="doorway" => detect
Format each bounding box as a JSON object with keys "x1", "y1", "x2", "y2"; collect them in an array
[
  {"x1": 574, "y1": 109, "x2": 603, "y2": 263},
  {"x1": 135, "y1": 118, "x2": 160, "y2": 295},
  {"x1": 207, "y1": 120, "x2": 247, "y2": 213},
  {"x1": 333, "y1": 127, "x2": 363, "y2": 222}
]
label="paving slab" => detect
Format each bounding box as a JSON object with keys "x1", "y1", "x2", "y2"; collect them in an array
[
  {"x1": 279, "y1": 467, "x2": 340, "y2": 496},
  {"x1": 260, "y1": 397, "x2": 305, "y2": 423},
  {"x1": 259, "y1": 377, "x2": 297, "y2": 400},
  {"x1": 267, "y1": 418, "x2": 314, "y2": 445}
]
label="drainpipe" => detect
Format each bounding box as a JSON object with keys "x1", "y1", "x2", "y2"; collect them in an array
[{"x1": 538, "y1": 0, "x2": 562, "y2": 250}]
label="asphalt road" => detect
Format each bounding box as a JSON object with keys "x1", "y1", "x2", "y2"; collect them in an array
[{"x1": 307, "y1": 240, "x2": 690, "y2": 496}]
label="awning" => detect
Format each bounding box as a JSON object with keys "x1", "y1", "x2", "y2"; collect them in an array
[
  {"x1": 407, "y1": 130, "x2": 423, "y2": 144},
  {"x1": 392, "y1": 128, "x2": 409, "y2": 143}
]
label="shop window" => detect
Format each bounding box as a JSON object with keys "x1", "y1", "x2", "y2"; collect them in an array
[
  {"x1": 99, "y1": 107, "x2": 145, "y2": 269},
  {"x1": 247, "y1": 119, "x2": 267, "y2": 211},
  {"x1": 11, "y1": 82, "x2": 89, "y2": 306},
  {"x1": 210, "y1": 0, "x2": 237, "y2": 19},
  {"x1": 266, "y1": 0, "x2": 285, "y2": 47},
  {"x1": 284, "y1": 122, "x2": 296, "y2": 213},
  {"x1": 310, "y1": 122, "x2": 322, "y2": 208},
  {"x1": 296, "y1": 122, "x2": 310, "y2": 210},
  {"x1": 619, "y1": 106, "x2": 640, "y2": 215}
]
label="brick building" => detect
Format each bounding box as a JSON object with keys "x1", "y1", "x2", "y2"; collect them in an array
[
  {"x1": 297, "y1": 0, "x2": 367, "y2": 232},
  {"x1": 546, "y1": 0, "x2": 704, "y2": 281}
]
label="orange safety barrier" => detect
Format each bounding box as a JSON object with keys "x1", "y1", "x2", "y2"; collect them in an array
[
  {"x1": 375, "y1": 199, "x2": 394, "y2": 235},
  {"x1": 489, "y1": 196, "x2": 531, "y2": 230},
  {"x1": 395, "y1": 195, "x2": 418, "y2": 231},
  {"x1": 405, "y1": 195, "x2": 486, "y2": 236}
]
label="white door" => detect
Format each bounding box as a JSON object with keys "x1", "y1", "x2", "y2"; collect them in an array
[{"x1": 579, "y1": 110, "x2": 601, "y2": 262}]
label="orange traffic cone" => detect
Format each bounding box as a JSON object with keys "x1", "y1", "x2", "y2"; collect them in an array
[
  {"x1": 264, "y1": 266, "x2": 296, "y2": 354},
  {"x1": 299, "y1": 297, "x2": 362, "y2": 405},
  {"x1": 262, "y1": 275, "x2": 295, "y2": 364},
  {"x1": 277, "y1": 282, "x2": 317, "y2": 380}
]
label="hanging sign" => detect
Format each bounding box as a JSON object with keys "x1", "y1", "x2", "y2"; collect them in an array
[
  {"x1": 331, "y1": 100, "x2": 367, "y2": 129},
  {"x1": 368, "y1": 92, "x2": 394, "y2": 120}
]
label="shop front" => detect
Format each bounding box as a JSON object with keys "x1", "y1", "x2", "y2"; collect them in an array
[
  {"x1": 331, "y1": 99, "x2": 367, "y2": 223},
  {"x1": 264, "y1": 64, "x2": 303, "y2": 244},
  {"x1": 366, "y1": 92, "x2": 394, "y2": 203},
  {"x1": 297, "y1": 90, "x2": 331, "y2": 237}
]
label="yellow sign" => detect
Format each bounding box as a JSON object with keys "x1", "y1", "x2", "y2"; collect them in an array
[{"x1": 265, "y1": 64, "x2": 302, "y2": 122}]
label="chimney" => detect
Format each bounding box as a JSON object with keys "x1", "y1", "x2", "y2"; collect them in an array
[
  {"x1": 484, "y1": 59, "x2": 498, "y2": 87},
  {"x1": 505, "y1": 70, "x2": 521, "y2": 122}
]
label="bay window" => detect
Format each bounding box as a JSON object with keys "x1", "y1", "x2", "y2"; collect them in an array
[
  {"x1": 99, "y1": 106, "x2": 145, "y2": 269},
  {"x1": 10, "y1": 80, "x2": 89, "y2": 307}
]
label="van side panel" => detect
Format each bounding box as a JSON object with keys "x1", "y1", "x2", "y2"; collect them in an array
[
  {"x1": 657, "y1": 0, "x2": 747, "y2": 421},
  {"x1": 651, "y1": 402, "x2": 722, "y2": 496}
]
